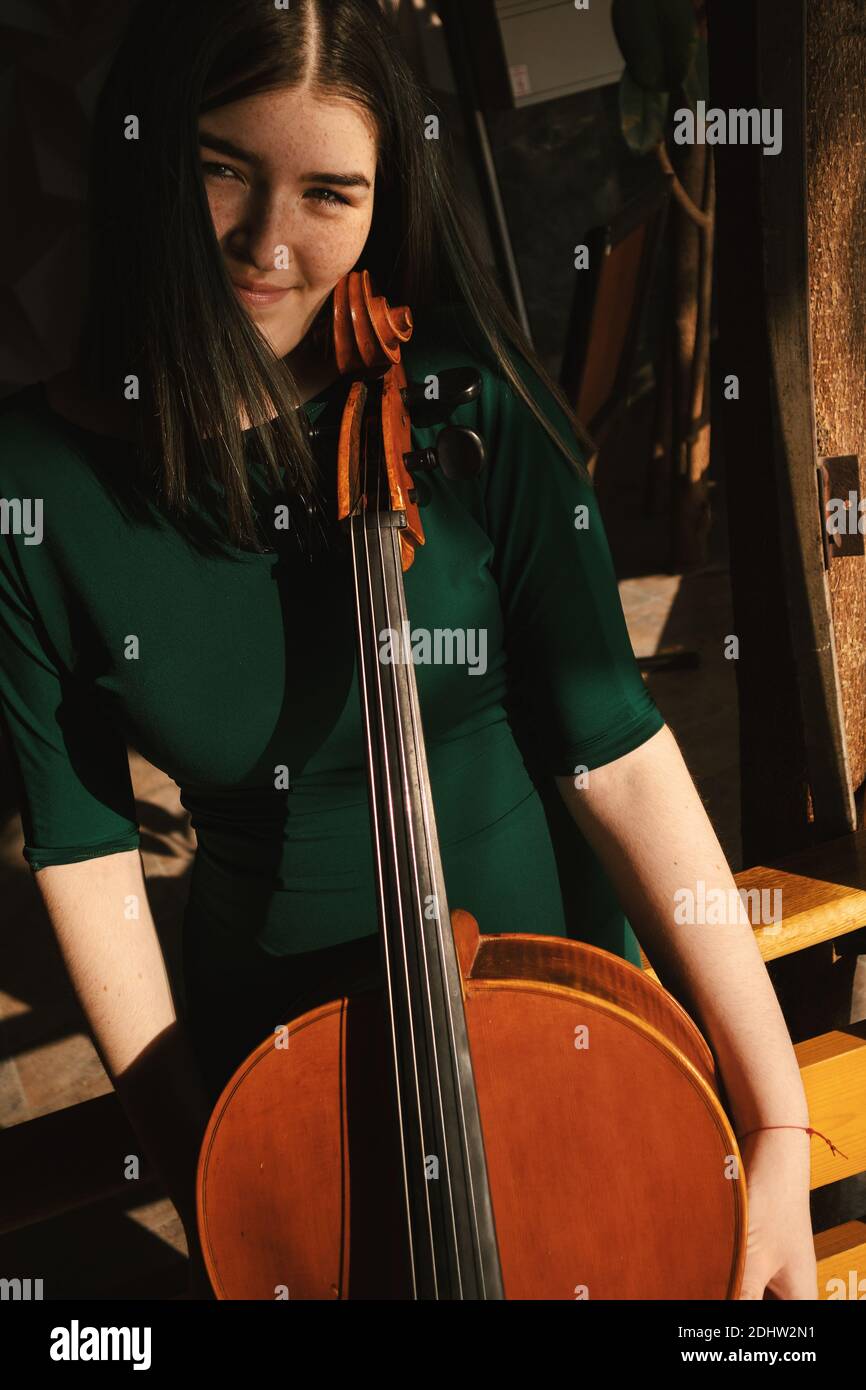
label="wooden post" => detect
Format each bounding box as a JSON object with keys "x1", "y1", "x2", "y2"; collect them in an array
[{"x1": 707, "y1": 0, "x2": 853, "y2": 865}]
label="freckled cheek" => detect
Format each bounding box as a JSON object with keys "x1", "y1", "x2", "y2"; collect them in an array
[
  {"x1": 204, "y1": 189, "x2": 238, "y2": 243},
  {"x1": 296, "y1": 213, "x2": 372, "y2": 284}
]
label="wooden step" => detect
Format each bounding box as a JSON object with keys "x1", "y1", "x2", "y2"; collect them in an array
[
  {"x1": 639, "y1": 824, "x2": 866, "y2": 979},
  {"x1": 815, "y1": 1221, "x2": 866, "y2": 1299},
  {"x1": 0, "y1": 1092, "x2": 157, "y2": 1236},
  {"x1": 795, "y1": 1023, "x2": 866, "y2": 1189},
  {"x1": 734, "y1": 828, "x2": 866, "y2": 962}
]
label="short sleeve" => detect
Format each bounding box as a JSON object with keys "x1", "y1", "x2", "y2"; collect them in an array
[
  {"x1": 478, "y1": 359, "x2": 666, "y2": 775},
  {"x1": 0, "y1": 528, "x2": 140, "y2": 872}
]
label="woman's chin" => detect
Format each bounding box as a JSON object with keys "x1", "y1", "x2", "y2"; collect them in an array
[
  {"x1": 255, "y1": 326, "x2": 304, "y2": 359},
  {"x1": 247, "y1": 294, "x2": 332, "y2": 359}
]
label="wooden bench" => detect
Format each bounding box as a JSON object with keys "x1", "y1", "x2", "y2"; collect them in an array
[{"x1": 639, "y1": 823, "x2": 866, "y2": 1300}]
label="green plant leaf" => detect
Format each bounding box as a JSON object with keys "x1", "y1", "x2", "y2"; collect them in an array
[
  {"x1": 619, "y1": 68, "x2": 669, "y2": 154},
  {"x1": 612, "y1": 0, "x2": 697, "y2": 92},
  {"x1": 612, "y1": 0, "x2": 666, "y2": 90}
]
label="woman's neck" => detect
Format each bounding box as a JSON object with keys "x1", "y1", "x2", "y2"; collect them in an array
[{"x1": 285, "y1": 335, "x2": 339, "y2": 406}]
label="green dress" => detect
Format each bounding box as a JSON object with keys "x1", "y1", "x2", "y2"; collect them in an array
[{"x1": 0, "y1": 303, "x2": 665, "y2": 1100}]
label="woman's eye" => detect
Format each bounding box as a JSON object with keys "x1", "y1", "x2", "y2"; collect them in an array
[
  {"x1": 305, "y1": 188, "x2": 349, "y2": 209},
  {"x1": 200, "y1": 167, "x2": 348, "y2": 205},
  {"x1": 202, "y1": 161, "x2": 240, "y2": 182}
]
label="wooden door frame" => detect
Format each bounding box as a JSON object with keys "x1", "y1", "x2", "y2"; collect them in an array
[
  {"x1": 756, "y1": 0, "x2": 854, "y2": 837},
  {"x1": 708, "y1": 0, "x2": 854, "y2": 862}
]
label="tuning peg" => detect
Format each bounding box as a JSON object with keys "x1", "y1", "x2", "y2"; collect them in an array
[
  {"x1": 401, "y1": 367, "x2": 482, "y2": 414},
  {"x1": 404, "y1": 426, "x2": 486, "y2": 481}
]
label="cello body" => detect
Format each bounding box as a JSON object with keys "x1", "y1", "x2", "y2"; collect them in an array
[
  {"x1": 197, "y1": 914, "x2": 746, "y2": 1299},
  {"x1": 195, "y1": 272, "x2": 747, "y2": 1299}
]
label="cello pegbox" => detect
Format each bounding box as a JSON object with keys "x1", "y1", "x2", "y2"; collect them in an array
[
  {"x1": 333, "y1": 269, "x2": 413, "y2": 376},
  {"x1": 332, "y1": 271, "x2": 424, "y2": 568}
]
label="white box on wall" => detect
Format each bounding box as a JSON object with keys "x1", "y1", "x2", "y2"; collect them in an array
[{"x1": 495, "y1": 0, "x2": 624, "y2": 107}]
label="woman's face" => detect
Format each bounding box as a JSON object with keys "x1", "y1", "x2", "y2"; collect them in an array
[{"x1": 198, "y1": 85, "x2": 377, "y2": 358}]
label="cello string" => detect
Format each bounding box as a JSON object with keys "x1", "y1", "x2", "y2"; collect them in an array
[
  {"x1": 349, "y1": 506, "x2": 419, "y2": 1298},
  {"x1": 360, "y1": 392, "x2": 443, "y2": 1293},
  {"x1": 354, "y1": 384, "x2": 439, "y2": 1290},
  {"x1": 386, "y1": 372, "x2": 490, "y2": 1293},
  {"x1": 385, "y1": 493, "x2": 489, "y2": 1294},
  {"x1": 380, "y1": 515, "x2": 468, "y2": 1291},
  {"x1": 344, "y1": 387, "x2": 418, "y2": 1292},
  {"x1": 364, "y1": 397, "x2": 449, "y2": 1291},
  {"x1": 366, "y1": 375, "x2": 467, "y2": 1291}
]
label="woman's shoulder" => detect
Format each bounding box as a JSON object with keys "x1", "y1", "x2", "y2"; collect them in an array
[
  {"x1": 0, "y1": 380, "x2": 54, "y2": 439},
  {"x1": 404, "y1": 301, "x2": 584, "y2": 467},
  {"x1": 0, "y1": 378, "x2": 119, "y2": 497},
  {"x1": 404, "y1": 301, "x2": 500, "y2": 384},
  {"x1": 403, "y1": 301, "x2": 525, "y2": 441}
]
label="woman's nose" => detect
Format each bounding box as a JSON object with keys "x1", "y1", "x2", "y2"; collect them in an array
[{"x1": 233, "y1": 188, "x2": 297, "y2": 274}]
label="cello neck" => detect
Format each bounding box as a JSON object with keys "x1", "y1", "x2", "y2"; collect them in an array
[{"x1": 347, "y1": 378, "x2": 503, "y2": 1298}]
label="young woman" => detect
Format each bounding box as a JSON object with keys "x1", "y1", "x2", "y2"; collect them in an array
[{"x1": 0, "y1": 0, "x2": 815, "y2": 1300}]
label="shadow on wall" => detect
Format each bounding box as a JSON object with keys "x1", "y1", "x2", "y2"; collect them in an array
[{"x1": 0, "y1": 1, "x2": 138, "y2": 395}]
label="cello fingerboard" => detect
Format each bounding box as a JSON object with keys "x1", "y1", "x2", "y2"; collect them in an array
[{"x1": 347, "y1": 481, "x2": 504, "y2": 1301}]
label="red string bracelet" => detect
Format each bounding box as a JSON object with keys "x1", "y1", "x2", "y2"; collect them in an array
[{"x1": 736, "y1": 1124, "x2": 848, "y2": 1159}]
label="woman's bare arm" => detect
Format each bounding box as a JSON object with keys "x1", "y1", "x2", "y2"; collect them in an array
[
  {"x1": 556, "y1": 723, "x2": 817, "y2": 1297},
  {"x1": 34, "y1": 849, "x2": 213, "y2": 1244},
  {"x1": 555, "y1": 723, "x2": 808, "y2": 1133}
]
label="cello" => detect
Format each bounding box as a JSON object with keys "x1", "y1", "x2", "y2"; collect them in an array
[{"x1": 195, "y1": 270, "x2": 748, "y2": 1299}]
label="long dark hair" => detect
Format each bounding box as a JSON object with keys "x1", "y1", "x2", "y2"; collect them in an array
[{"x1": 80, "y1": 0, "x2": 593, "y2": 553}]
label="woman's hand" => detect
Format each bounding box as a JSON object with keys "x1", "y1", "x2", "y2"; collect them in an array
[{"x1": 737, "y1": 1129, "x2": 818, "y2": 1300}]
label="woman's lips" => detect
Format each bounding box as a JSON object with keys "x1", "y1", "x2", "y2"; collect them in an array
[{"x1": 232, "y1": 281, "x2": 294, "y2": 306}]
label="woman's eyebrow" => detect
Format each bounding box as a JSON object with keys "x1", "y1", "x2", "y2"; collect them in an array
[
  {"x1": 198, "y1": 132, "x2": 370, "y2": 189},
  {"x1": 199, "y1": 132, "x2": 261, "y2": 166},
  {"x1": 300, "y1": 171, "x2": 371, "y2": 188}
]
